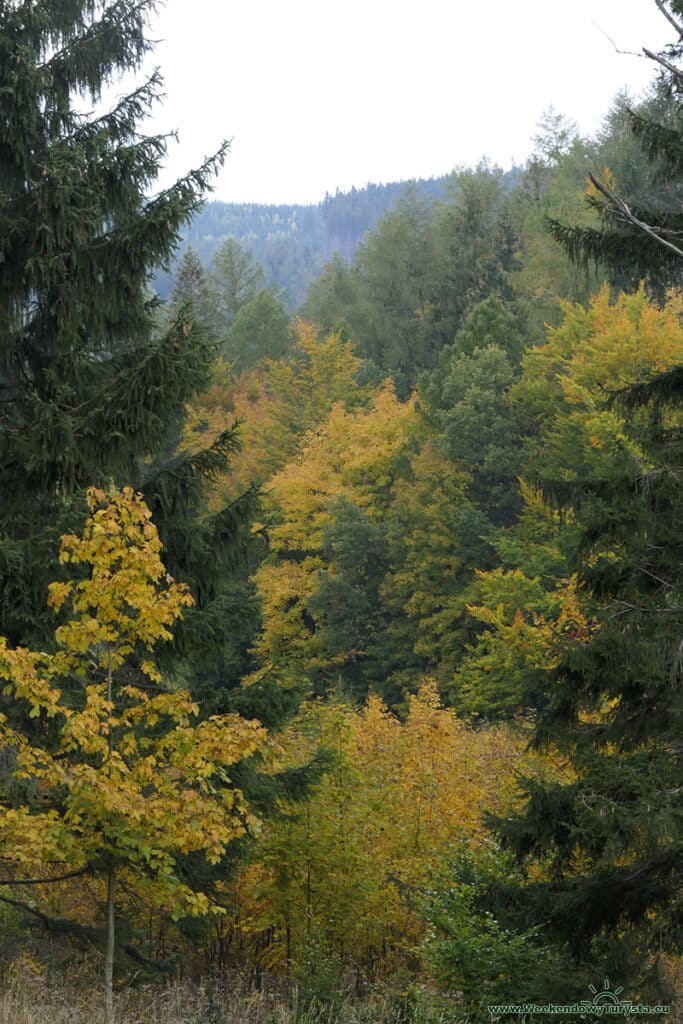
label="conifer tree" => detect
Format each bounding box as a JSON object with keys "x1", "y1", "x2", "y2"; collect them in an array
[
  {"x1": 491, "y1": 291, "x2": 683, "y2": 984},
  {"x1": 548, "y1": 0, "x2": 683, "y2": 292},
  {"x1": 0, "y1": 0, "x2": 259, "y2": 664},
  {"x1": 0, "y1": 5, "x2": 324, "y2": 969}
]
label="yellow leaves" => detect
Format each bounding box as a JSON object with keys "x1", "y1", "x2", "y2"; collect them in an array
[
  {"x1": 180, "y1": 321, "x2": 374, "y2": 509},
  {"x1": 46, "y1": 579, "x2": 72, "y2": 611},
  {"x1": 51, "y1": 487, "x2": 193, "y2": 673},
  {"x1": 234, "y1": 683, "x2": 536, "y2": 973},
  {"x1": 584, "y1": 166, "x2": 617, "y2": 205},
  {"x1": 0, "y1": 637, "x2": 63, "y2": 719},
  {"x1": 248, "y1": 384, "x2": 418, "y2": 682},
  {"x1": 521, "y1": 286, "x2": 683, "y2": 413},
  {"x1": 0, "y1": 487, "x2": 264, "y2": 924},
  {"x1": 455, "y1": 565, "x2": 598, "y2": 718}
]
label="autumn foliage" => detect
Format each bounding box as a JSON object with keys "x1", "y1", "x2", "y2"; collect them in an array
[{"x1": 225, "y1": 681, "x2": 537, "y2": 976}]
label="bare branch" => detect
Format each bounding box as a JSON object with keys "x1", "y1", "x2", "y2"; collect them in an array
[
  {"x1": 0, "y1": 866, "x2": 91, "y2": 886},
  {"x1": 642, "y1": 46, "x2": 683, "y2": 83},
  {"x1": 588, "y1": 172, "x2": 683, "y2": 260},
  {"x1": 655, "y1": 0, "x2": 683, "y2": 40},
  {"x1": 589, "y1": 18, "x2": 644, "y2": 58}
]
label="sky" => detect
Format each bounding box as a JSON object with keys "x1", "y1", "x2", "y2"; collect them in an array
[{"x1": 132, "y1": 0, "x2": 672, "y2": 206}]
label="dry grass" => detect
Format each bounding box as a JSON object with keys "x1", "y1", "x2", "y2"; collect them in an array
[
  {"x1": 0, "y1": 975, "x2": 458, "y2": 1024},
  {"x1": 0, "y1": 977, "x2": 279, "y2": 1024}
]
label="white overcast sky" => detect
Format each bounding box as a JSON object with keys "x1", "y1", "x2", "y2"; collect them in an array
[{"x1": 135, "y1": 0, "x2": 671, "y2": 205}]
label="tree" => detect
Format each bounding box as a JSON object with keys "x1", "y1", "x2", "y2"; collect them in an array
[
  {"x1": 547, "y1": 1, "x2": 683, "y2": 291},
  {"x1": 249, "y1": 384, "x2": 420, "y2": 701},
  {"x1": 421, "y1": 844, "x2": 562, "y2": 1017},
  {"x1": 229, "y1": 287, "x2": 291, "y2": 368},
  {"x1": 488, "y1": 288, "x2": 683, "y2": 987},
  {"x1": 167, "y1": 247, "x2": 222, "y2": 339},
  {"x1": 0, "y1": 489, "x2": 265, "y2": 1024},
  {"x1": 429, "y1": 164, "x2": 521, "y2": 352},
  {"x1": 0, "y1": 0, "x2": 263, "y2": 685},
  {"x1": 532, "y1": 106, "x2": 578, "y2": 166},
  {"x1": 212, "y1": 238, "x2": 265, "y2": 330},
  {"x1": 0, "y1": 0, "x2": 254, "y2": 648},
  {"x1": 232, "y1": 683, "x2": 531, "y2": 983}
]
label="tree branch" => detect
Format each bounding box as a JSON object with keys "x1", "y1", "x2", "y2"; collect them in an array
[
  {"x1": 588, "y1": 172, "x2": 683, "y2": 260},
  {"x1": 642, "y1": 46, "x2": 683, "y2": 84},
  {"x1": 654, "y1": 0, "x2": 683, "y2": 41},
  {"x1": 0, "y1": 866, "x2": 92, "y2": 886},
  {"x1": 0, "y1": 892, "x2": 178, "y2": 971}
]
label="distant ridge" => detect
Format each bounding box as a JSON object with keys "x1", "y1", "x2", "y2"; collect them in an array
[{"x1": 154, "y1": 175, "x2": 452, "y2": 307}]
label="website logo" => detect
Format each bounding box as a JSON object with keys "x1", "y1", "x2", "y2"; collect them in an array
[{"x1": 487, "y1": 978, "x2": 671, "y2": 1017}]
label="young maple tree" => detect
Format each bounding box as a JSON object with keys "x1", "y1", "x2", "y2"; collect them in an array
[{"x1": 0, "y1": 488, "x2": 265, "y2": 1024}]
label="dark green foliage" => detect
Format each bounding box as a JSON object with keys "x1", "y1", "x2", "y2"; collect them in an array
[
  {"x1": 420, "y1": 296, "x2": 527, "y2": 532},
  {"x1": 506, "y1": 14, "x2": 683, "y2": 967},
  {"x1": 421, "y1": 844, "x2": 566, "y2": 1017},
  {"x1": 427, "y1": 166, "x2": 522, "y2": 352},
  {"x1": 167, "y1": 247, "x2": 222, "y2": 339},
  {"x1": 548, "y1": 5, "x2": 683, "y2": 293},
  {"x1": 212, "y1": 237, "x2": 265, "y2": 328},
  {"x1": 306, "y1": 497, "x2": 395, "y2": 702},
  {"x1": 493, "y1": 379, "x2": 683, "y2": 973},
  {"x1": 304, "y1": 166, "x2": 524, "y2": 395},
  {"x1": 229, "y1": 287, "x2": 291, "y2": 368},
  {"x1": 0, "y1": 0, "x2": 246, "y2": 652},
  {"x1": 448, "y1": 295, "x2": 526, "y2": 364}
]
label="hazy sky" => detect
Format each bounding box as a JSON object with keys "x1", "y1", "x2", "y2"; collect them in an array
[{"x1": 135, "y1": 1, "x2": 671, "y2": 205}]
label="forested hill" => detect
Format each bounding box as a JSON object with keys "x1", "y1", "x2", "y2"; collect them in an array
[{"x1": 155, "y1": 171, "x2": 519, "y2": 307}]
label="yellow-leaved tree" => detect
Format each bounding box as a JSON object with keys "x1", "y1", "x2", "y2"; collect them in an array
[
  {"x1": 230, "y1": 682, "x2": 536, "y2": 980},
  {"x1": 0, "y1": 488, "x2": 265, "y2": 1024},
  {"x1": 249, "y1": 384, "x2": 420, "y2": 693},
  {"x1": 181, "y1": 320, "x2": 373, "y2": 508},
  {"x1": 450, "y1": 286, "x2": 683, "y2": 718}
]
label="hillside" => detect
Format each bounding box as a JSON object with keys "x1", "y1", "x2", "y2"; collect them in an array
[{"x1": 154, "y1": 174, "x2": 455, "y2": 307}]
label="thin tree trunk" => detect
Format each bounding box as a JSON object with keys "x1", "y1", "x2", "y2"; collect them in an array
[
  {"x1": 104, "y1": 646, "x2": 115, "y2": 1024},
  {"x1": 105, "y1": 863, "x2": 115, "y2": 1024}
]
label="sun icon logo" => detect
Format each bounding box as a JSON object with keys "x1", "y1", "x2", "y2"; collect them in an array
[{"x1": 588, "y1": 979, "x2": 625, "y2": 1005}]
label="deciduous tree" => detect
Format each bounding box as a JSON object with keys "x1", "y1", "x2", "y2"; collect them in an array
[{"x1": 0, "y1": 489, "x2": 265, "y2": 1023}]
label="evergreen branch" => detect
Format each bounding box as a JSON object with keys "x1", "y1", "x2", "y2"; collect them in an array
[
  {"x1": 39, "y1": 0, "x2": 154, "y2": 103},
  {"x1": 612, "y1": 365, "x2": 683, "y2": 410},
  {"x1": 69, "y1": 69, "x2": 164, "y2": 144},
  {"x1": 587, "y1": 172, "x2": 683, "y2": 259}
]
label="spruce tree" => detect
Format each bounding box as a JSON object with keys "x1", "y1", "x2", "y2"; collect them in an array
[
  {"x1": 492, "y1": 3, "x2": 683, "y2": 985},
  {"x1": 0, "y1": 0, "x2": 258, "y2": 661},
  {"x1": 493, "y1": 377, "x2": 683, "y2": 982},
  {"x1": 547, "y1": 0, "x2": 683, "y2": 293},
  {"x1": 0, "y1": 1, "x2": 323, "y2": 969}
]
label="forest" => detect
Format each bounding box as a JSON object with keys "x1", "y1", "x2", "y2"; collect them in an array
[
  {"x1": 152, "y1": 173, "x2": 456, "y2": 308},
  {"x1": 0, "y1": 2, "x2": 682, "y2": 1024}
]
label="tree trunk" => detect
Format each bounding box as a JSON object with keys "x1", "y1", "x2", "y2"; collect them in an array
[
  {"x1": 105, "y1": 862, "x2": 115, "y2": 1024},
  {"x1": 105, "y1": 647, "x2": 115, "y2": 1024}
]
